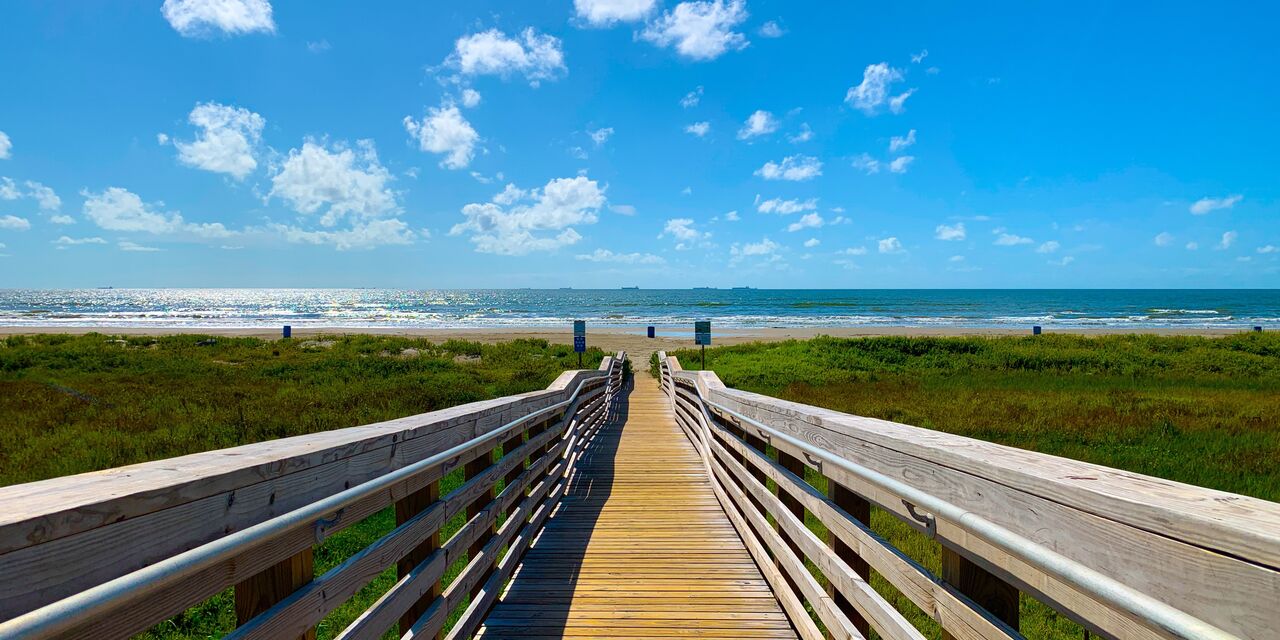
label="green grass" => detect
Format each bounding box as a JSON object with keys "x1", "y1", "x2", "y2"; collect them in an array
[
  {"x1": 0, "y1": 333, "x2": 603, "y2": 639},
  {"x1": 666, "y1": 332, "x2": 1280, "y2": 639}
]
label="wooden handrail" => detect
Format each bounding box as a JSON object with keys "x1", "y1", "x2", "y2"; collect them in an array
[
  {"x1": 657, "y1": 352, "x2": 1280, "y2": 640},
  {"x1": 0, "y1": 353, "x2": 627, "y2": 640}
]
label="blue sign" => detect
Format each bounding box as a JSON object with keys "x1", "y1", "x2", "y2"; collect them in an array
[
  {"x1": 573, "y1": 336, "x2": 586, "y2": 353},
  {"x1": 695, "y1": 320, "x2": 711, "y2": 346}
]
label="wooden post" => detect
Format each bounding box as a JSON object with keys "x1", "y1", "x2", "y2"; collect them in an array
[
  {"x1": 395, "y1": 481, "x2": 440, "y2": 637},
  {"x1": 775, "y1": 450, "x2": 807, "y2": 592},
  {"x1": 941, "y1": 547, "x2": 1020, "y2": 639},
  {"x1": 235, "y1": 549, "x2": 314, "y2": 640},
  {"x1": 741, "y1": 429, "x2": 769, "y2": 513},
  {"x1": 465, "y1": 447, "x2": 497, "y2": 598},
  {"x1": 827, "y1": 482, "x2": 871, "y2": 638}
]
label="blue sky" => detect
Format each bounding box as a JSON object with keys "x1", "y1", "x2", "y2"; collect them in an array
[{"x1": 0, "y1": 0, "x2": 1277, "y2": 288}]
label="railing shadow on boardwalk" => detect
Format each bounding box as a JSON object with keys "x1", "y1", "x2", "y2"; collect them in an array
[{"x1": 481, "y1": 373, "x2": 631, "y2": 638}]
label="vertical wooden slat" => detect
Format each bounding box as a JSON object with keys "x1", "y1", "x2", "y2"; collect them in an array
[
  {"x1": 396, "y1": 481, "x2": 440, "y2": 638},
  {"x1": 827, "y1": 481, "x2": 872, "y2": 638},
  {"x1": 235, "y1": 548, "x2": 315, "y2": 640},
  {"x1": 941, "y1": 547, "x2": 1020, "y2": 639},
  {"x1": 465, "y1": 448, "x2": 497, "y2": 598},
  {"x1": 776, "y1": 450, "x2": 807, "y2": 594}
]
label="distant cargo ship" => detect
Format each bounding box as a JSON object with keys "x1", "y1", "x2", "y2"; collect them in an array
[
  {"x1": 621, "y1": 286, "x2": 639, "y2": 290},
  {"x1": 731, "y1": 286, "x2": 755, "y2": 290}
]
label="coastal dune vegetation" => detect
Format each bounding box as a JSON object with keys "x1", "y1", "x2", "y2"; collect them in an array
[{"x1": 662, "y1": 332, "x2": 1280, "y2": 638}]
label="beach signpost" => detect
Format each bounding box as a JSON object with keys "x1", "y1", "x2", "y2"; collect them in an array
[
  {"x1": 573, "y1": 320, "x2": 586, "y2": 367},
  {"x1": 695, "y1": 320, "x2": 711, "y2": 369}
]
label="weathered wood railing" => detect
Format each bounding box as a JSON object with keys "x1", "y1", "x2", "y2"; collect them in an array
[
  {"x1": 0, "y1": 352, "x2": 626, "y2": 640},
  {"x1": 658, "y1": 352, "x2": 1280, "y2": 640}
]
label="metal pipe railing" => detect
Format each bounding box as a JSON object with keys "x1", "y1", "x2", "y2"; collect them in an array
[
  {"x1": 664, "y1": 365, "x2": 1240, "y2": 640},
  {"x1": 0, "y1": 356, "x2": 624, "y2": 640}
]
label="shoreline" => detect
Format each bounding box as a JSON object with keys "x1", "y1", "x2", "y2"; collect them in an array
[{"x1": 0, "y1": 325, "x2": 1253, "y2": 363}]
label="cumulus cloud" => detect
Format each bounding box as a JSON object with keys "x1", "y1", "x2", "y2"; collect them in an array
[
  {"x1": 575, "y1": 248, "x2": 665, "y2": 264},
  {"x1": 1185, "y1": 242, "x2": 1199, "y2": 251},
  {"x1": 118, "y1": 240, "x2": 162, "y2": 252},
  {"x1": 685, "y1": 121, "x2": 711, "y2": 137},
  {"x1": 1190, "y1": 194, "x2": 1242, "y2": 215},
  {"x1": 755, "y1": 155, "x2": 822, "y2": 181},
  {"x1": 81, "y1": 187, "x2": 231, "y2": 238},
  {"x1": 640, "y1": 0, "x2": 749, "y2": 61},
  {"x1": 1217, "y1": 230, "x2": 1237, "y2": 250},
  {"x1": 842, "y1": 246, "x2": 868, "y2": 256},
  {"x1": 446, "y1": 28, "x2": 566, "y2": 86},
  {"x1": 574, "y1": 0, "x2": 658, "y2": 26},
  {"x1": 0, "y1": 178, "x2": 15, "y2": 200},
  {"x1": 174, "y1": 102, "x2": 265, "y2": 179},
  {"x1": 452, "y1": 176, "x2": 605, "y2": 255},
  {"x1": 888, "y1": 156, "x2": 914, "y2": 174},
  {"x1": 935, "y1": 223, "x2": 965, "y2": 241},
  {"x1": 680, "y1": 86, "x2": 704, "y2": 108},
  {"x1": 889, "y1": 129, "x2": 916, "y2": 153},
  {"x1": 1036, "y1": 240, "x2": 1060, "y2": 254},
  {"x1": 994, "y1": 232, "x2": 1033, "y2": 246},
  {"x1": 1, "y1": 178, "x2": 62, "y2": 212},
  {"x1": 729, "y1": 237, "x2": 781, "y2": 265},
  {"x1": 50, "y1": 215, "x2": 76, "y2": 225},
  {"x1": 161, "y1": 0, "x2": 275, "y2": 37},
  {"x1": 756, "y1": 196, "x2": 817, "y2": 215},
  {"x1": 460, "y1": 88, "x2": 482, "y2": 108},
  {"x1": 737, "y1": 110, "x2": 778, "y2": 140},
  {"x1": 1050, "y1": 256, "x2": 1075, "y2": 267},
  {"x1": 1154, "y1": 231, "x2": 1174, "y2": 247},
  {"x1": 0, "y1": 215, "x2": 30, "y2": 230},
  {"x1": 786, "y1": 212, "x2": 823, "y2": 232},
  {"x1": 588, "y1": 127, "x2": 614, "y2": 146},
  {"x1": 0, "y1": 131, "x2": 10, "y2": 159},
  {"x1": 404, "y1": 105, "x2": 479, "y2": 169},
  {"x1": 878, "y1": 237, "x2": 904, "y2": 254},
  {"x1": 758, "y1": 21, "x2": 784, "y2": 38},
  {"x1": 723, "y1": 210, "x2": 740, "y2": 221},
  {"x1": 270, "y1": 219, "x2": 416, "y2": 251},
  {"x1": 911, "y1": 49, "x2": 929, "y2": 64},
  {"x1": 788, "y1": 123, "x2": 813, "y2": 143},
  {"x1": 54, "y1": 236, "x2": 107, "y2": 246},
  {"x1": 268, "y1": 139, "x2": 402, "y2": 232},
  {"x1": 851, "y1": 154, "x2": 881, "y2": 175},
  {"x1": 888, "y1": 89, "x2": 915, "y2": 114},
  {"x1": 1257, "y1": 245, "x2": 1277, "y2": 254},
  {"x1": 846, "y1": 63, "x2": 908, "y2": 114},
  {"x1": 658, "y1": 217, "x2": 710, "y2": 250},
  {"x1": 609, "y1": 204, "x2": 637, "y2": 216}
]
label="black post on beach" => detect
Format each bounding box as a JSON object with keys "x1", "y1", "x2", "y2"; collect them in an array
[{"x1": 695, "y1": 320, "x2": 711, "y2": 370}]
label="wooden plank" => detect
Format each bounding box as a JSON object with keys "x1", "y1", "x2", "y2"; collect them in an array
[
  {"x1": 942, "y1": 548, "x2": 1019, "y2": 640},
  {"x1": 234, "y1": 549, "x2": 315, "y2": 640},
  {"x1": 830, "y1": 482, "x2": 872, "y2": 639},
  {"x1": 396, "y1": 481, "x2": 439, "y2": 638}
]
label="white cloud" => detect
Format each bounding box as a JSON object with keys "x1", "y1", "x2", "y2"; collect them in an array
[
  {"x1": 404, "y1": 105, "x2": 479, "y2": 169},
  {"x1": 1190, "y1": 194, "x2": 1242, "y2": 215},
  {"x1": 174, "y1": 102, "x2": 265, "y2": 179},
  {"x1": 852, "y1": 153, "x2": 881, "y2": 175},
  {"x1": 758, "y1": 21, "x2": 784, "y2": 38},
  {"x1": 460, "y1": 89, "x2": 482, "y2": 108},
  {"x1": 1217, "y1": 230, "x2": 1238, "y2": 250},
  {"x1": 730, "y1": 237, "x2": 780, "y2": 264},
  {"x1": 658, "y1": 217, "x2": 710, "y2": 250},
  {"x1": 878, "y1": 237, "x2": 904, "y2": 254},
  {"x1": 680, "y1": 86, "x2": 704, "y2": 108},
  {"x1": 493, "y1": 184, "x2": 529, "y2": 205},
  {"x1": 0, "y1": 215, "x2": 31, "y2": 230},
  {"x1": 270, "y1": 219, "x2": 416, "y2": 251},
  {"x1": 755, "y1": 155, "x2": 822, "y2": 181},
  {"x1": 574, "y1": 0, "x2": 657, "y2": 26},
  {"x1": 1050, "y1": 256, "x2": 1075, "y2": 267},
  {"x1": 81, "y1": 187, "x2": 231, "y2": 238},
  {"x1": 949, "y1": 255, "x2": 965, "y2": 262},
  {"x1": 888, "y1": 156, "x2": 914, "y2": 174},
  {"x1": 640, "y1": 0, "x2": 749, "y2": 61},
  {"x1": 118, "y1": 240, "x2": 162, "y2": 252},
  {"x1": 934, "y1": 222, "x2": 965, "y2": 241},
  {"x1": 452, "y1": 176, "x2": 605, "y2": 255},
  {"x1": 1036, "y1": 240, "x2": 1060, "y2": 254},
  {"x1": 575, "y1": 248, "x2": 665, "y2": 264},
  {"x1": 911, "y1": 49, "x2": 928, "y2": 64},
  {"x1": 888, "y1": 89, "x2": 915, "y2": 114},
  {"x1": 50, "y1": 215, "x2": 76, "y2": 225},
  {"x1": 161, "y1": 0, "x2": 274, "y2": 37},
  {"x1": 889, "y1": 129, "x2": 916, "y2": 153},
  {"x1": 306, "y1": 39, "x2": 331, "y2": 54},
  {"x1": 0, "y1": 177, "x2": 17, "y2": 200},
  {"x1": 1185, "y1": 242, "x2": 1199, "y2": 251},
  {"x1": 447, "y1": 28, "x2": 566, "y2": 86},
  {"x1": 724, "y1": 210, "x2": 740, "y2": 221},
  {"x1": 269, "y1": 139, "x2": 399, "y2": 226},
  {"x1": 54, "y1": 236, "x2": 106, "y2": 246},
  {"x1": 609, "y1": 204, "x2": 637, "y2": 216},
  {"x1": 1154, "y1": 232, "x2": 1174, "y2": 247},
  {"x1": 0, "y1": 131, "x2": 10, "y2": 159},
  {"x1": 25, "y1": 181, "x2": 61, "y2": 211},
  {"x1": 842, "y1": 246, "x2": 868, "y2": 256},
  {"x1": 788, "y1": 123, "x2": 813, "y2": 143},
  {"x1": 737, "y1": 110, "x2": 778, "y2": 140},
  {"x1": 156, "y1": 133, "x2": 170, "y2": 145},
  {"x1": 568, "y1": 146, "x2": 589, "y2": 160},
  {"x1": 994, "y1": 232, "x2": 1033, "y2": 246},
  {"x1": 804, "y1": 238, "x2": 820, "y2": 248},
  {"x1": 756, "y1": 196, "x2": 817, "y2": 214},
  {"x1": 588, "y1": 127, "x2": 614, "y2": 146},
  {"x1": 786, "y1": 212, "x2": 823, "y2": 232},
  {"x1": 1257, "y1": 245, "x2": 1278, "y2": 254},
  {"x1": 685, "y1": 121, "x2": 710, "y2": 137},
  {"x1": 846, "y1": 63, "x2": 905, "y2": 114}
]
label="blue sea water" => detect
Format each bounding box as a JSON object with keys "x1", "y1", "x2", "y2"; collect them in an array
[{"x1": 0, "y1": 289, "x2": 1276, "y2": 329}]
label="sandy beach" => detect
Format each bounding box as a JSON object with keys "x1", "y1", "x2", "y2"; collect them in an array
[{"x1": 0, "y1": 325, "x2": 1248, "y2": 363}]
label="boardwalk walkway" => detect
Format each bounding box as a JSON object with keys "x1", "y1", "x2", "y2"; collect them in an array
[{"x1": 476, "y1": 376, "x2": 797, "y2": 639}]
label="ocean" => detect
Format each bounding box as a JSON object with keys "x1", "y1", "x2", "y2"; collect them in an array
[{"x1": 0, "y1": 289, "x2": 1276, "y2": 330}]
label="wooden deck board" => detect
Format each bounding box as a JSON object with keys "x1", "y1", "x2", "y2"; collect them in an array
[{"x1": 477, "y1": 377, "x2": 797, "y2": 639}]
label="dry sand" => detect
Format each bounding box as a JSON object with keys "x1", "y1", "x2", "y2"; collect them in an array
[{"x1": 0, "y1": 325, "x2": 1247, "y2": 364}]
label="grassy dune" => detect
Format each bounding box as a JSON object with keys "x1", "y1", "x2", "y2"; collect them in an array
[
  {"x1": 664, "y1": 333, "x2": 1280, "y2": 638},
  {"x1": 0, "y1": 333, "x2": 603, "y2": 639}
]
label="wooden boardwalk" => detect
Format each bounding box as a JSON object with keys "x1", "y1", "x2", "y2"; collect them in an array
[{"x1": 476, "y1": 376, "x2": 797, "y2": 639}]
